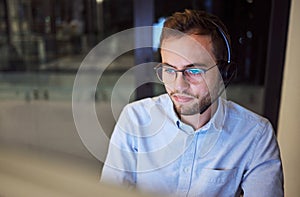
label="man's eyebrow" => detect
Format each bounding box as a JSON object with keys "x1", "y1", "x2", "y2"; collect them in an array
[
  {"x1": 186, "y1": 63, "x2": 207, "y2": 68},
  {"x1": 161, "y1": 62, "x2": 175, "y2": 68},
  {"x1": 162, "y1": 62, "x2": 207, "y2": 68}
]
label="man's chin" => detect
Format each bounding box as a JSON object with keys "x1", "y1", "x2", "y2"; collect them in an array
[
  {"x1": 174, "y1": 104, "x2": 200, "y2": 116},
  {"x1": 174, "y1": 101, "x2": 213, "y2": 116}
]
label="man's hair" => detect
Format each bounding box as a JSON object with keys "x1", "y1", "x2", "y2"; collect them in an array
[{"x1": 160, "y1": 9, "x2": 230, "y2": 62}]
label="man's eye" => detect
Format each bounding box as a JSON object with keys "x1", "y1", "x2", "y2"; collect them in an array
[
  {"x1": 186, "y1": 68, "x2": 204, "y2": 75},
  {"x1": 164, "y1": 68, "x2": 176, "y2": 74}
]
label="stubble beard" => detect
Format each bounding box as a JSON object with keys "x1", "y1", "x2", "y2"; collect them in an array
[
  {"x1": 172, "y1": 92, "x2": 212, "y2": 116},
  {"x1": 171, "y1": 80, "x2": 221, "y2": 116}
]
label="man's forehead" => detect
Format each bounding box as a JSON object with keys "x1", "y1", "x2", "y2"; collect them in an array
[
  {"x1": 160, "y1": 35, "x2": 215, "y2": 64},
  {"x1": 161, "y1": 34, "x2": 212, "y2": 48}
]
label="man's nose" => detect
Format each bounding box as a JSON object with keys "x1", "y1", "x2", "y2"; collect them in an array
[{"x1": 174, "y1": 72, "x2": 189, "y2": 91}]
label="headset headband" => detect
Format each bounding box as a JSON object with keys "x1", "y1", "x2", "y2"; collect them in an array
[{"x1": 208, "y1": 20, "x2": 231, "y2": 64}]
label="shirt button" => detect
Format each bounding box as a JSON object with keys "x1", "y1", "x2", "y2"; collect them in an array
[{"x1": 183, "y1": 167, "x2": 190, "y2": 173}]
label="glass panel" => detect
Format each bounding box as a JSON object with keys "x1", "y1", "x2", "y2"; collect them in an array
[
  {"x1": 0, "y1": 0, "x2": 273, "y2": 152},
  {"x1": 0, "y1": 0, "x2": 275, "y2": 194}
]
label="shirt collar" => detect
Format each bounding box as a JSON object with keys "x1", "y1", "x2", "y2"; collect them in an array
[{"x1": 206, "y1": 98, "x2": 226, "y2": 132}]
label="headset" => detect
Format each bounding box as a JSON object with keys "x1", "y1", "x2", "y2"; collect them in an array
[{"x1": 198, "y1": 19, "x2": 237, "y2": 114}]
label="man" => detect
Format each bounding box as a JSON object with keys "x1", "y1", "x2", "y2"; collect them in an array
[{"x1": 101, "y1": 9, "x2": 283, "y2": 197}]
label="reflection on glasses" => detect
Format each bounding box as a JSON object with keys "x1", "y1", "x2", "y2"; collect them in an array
[{"x1": 154, "y1": 63, "x2": 217, "y2": 84}]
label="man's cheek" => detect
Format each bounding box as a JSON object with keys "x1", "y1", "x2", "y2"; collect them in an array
[{"x1": 164, "y1": 84, "x2": 174, "y2": 94}]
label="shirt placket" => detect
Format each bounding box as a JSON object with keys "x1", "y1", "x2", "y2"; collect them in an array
[{"x1": 177, "y1": 133, "x2": 199, "y2": 196}]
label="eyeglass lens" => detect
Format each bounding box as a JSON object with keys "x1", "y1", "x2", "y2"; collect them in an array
[{"x1": 156, "y1": 66, "x2": 206, "y2": 84}]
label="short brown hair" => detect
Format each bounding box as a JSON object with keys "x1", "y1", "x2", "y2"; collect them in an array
[{"x1": 161, "y1": 9, "x2": 230, "y2": 62}]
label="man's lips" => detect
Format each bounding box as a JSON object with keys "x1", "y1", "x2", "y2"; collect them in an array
[{"x1": 172, "y1": 94, "x2": 195, "y2": 103}]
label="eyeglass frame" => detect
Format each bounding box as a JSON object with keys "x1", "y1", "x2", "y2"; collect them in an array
[{"x1": 154, "y1": 63, "x2": 218, "y2": 84}]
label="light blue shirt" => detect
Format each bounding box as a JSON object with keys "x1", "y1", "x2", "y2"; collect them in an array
[{"x1": 101, "y1": 94, "x2": 283, "y2": 197}]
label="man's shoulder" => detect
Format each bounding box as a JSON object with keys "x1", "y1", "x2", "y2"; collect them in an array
[
  {"x1": 126, "y1": 94, "x2": 171, "y2": 110},
  {"x1": 224, "y1": 99, "x2": 271, "y2": 128},
  {"x1": 116, "y1": 94, "x2": 174, "y2": 131}
]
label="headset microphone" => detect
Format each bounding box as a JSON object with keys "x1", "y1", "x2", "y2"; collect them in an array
[{"x1": 199, "y1": 67, "x2": 236, "y2": 114}]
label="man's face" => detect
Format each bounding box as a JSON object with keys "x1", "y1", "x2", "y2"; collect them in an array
[{"x1": 160, "y1": 34, "x2": 220, "y2": 116}]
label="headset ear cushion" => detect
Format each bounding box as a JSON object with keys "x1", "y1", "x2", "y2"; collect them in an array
[{"x1": 218, "y1": 61, "x2": 237, "y2": 86}]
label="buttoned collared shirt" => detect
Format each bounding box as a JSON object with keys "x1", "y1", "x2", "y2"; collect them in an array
[{"x1": 101, "y1": 94, "x2": 283, "y2": 197}]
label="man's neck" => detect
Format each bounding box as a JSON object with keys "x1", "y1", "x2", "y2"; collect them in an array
[{"x1": 179, "y1": 102, "x2": 218, "y2": 131}]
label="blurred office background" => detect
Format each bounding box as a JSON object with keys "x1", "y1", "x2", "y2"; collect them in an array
[{"x1": 0, "y1": 0, "x2": 298, "y2": 196}]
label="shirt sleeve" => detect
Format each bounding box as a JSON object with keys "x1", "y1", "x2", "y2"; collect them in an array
[
  {"x1": 241, "y1": 121, "x2": 284, "y2": 196},
  {"x1": 100, "y1": 106, "x2": 137, "y2": 189}
]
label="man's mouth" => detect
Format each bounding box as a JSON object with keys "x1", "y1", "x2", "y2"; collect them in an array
[{"x1": 172, "y1": 94, "x2": 195, "y2": 103}]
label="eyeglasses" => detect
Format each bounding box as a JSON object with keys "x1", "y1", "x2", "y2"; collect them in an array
[{"x1": 154, "y1": 63, "x2": 217, "y2": 84}]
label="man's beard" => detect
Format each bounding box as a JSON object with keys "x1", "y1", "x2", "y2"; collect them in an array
[{"x1": 171, "y1": 91, "x2": 212, "y2": 116}]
